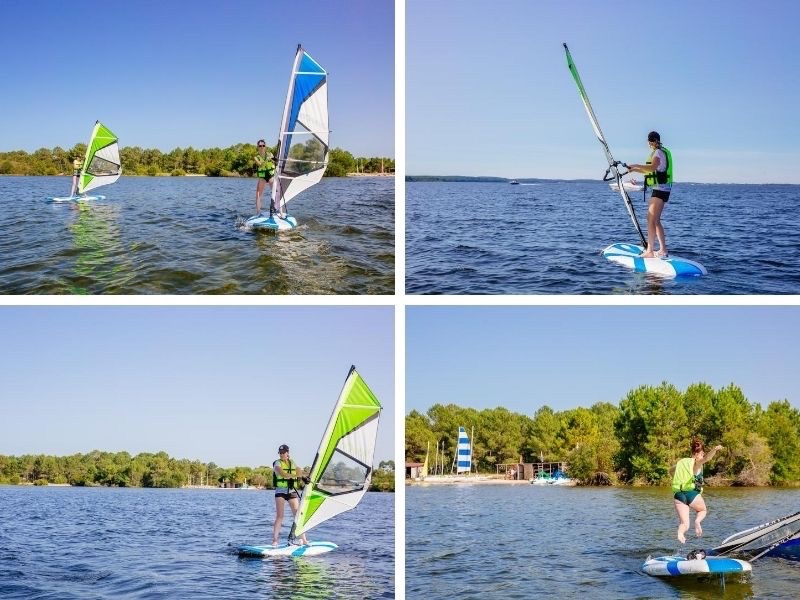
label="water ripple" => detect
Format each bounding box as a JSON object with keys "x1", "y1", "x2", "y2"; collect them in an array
[
  {"x1": 0, "y1": 176, "x2": 394, "y2": 294},
  {"x1": 407, "y1": 181, "x2": 800, "y2": 294}
]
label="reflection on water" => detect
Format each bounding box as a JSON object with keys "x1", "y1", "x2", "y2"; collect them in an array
[
  {"x1": 0, "y1": 176, "x2": 394, "y2": 294},
  {"x1": 69, "y1": 201, "x2": 128, "y2": 294},
  {"x1": 407, "y1": 485, "x2": 800, "y2": 599},
  {"x1": 1, "y1": 487, "x2": 394, "y2": 599}
]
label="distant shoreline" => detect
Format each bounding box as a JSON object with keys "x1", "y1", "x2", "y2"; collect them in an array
[{"x1": 406, "y1": 175, "x2": 798, "y2": 185}]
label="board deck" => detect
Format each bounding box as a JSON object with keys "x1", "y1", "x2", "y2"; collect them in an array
[
  {"x1": 642, "y1": 555, "x2": 751, "y2": 577},
  {"x1": 244, "y1": 213, "x2": 298, "y2": 231},
  {"x1": 46, "y1": 194, "x2": 106, "y2": 203},
  {"x1": 602, "y1": 243, "x2": 707, "y2": 277},
  {"x1": 237, "y1": 541, "x2": 338, "y2": 557}
]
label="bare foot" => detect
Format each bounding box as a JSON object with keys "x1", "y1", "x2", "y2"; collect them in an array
[
  {"x1": 272, "y1": 540, "x2": 279, "y2": 546},
  {"x1": 695, "y1": 523, "x2": 703, "y2": 537},
  {"x1": 656, "y1": 250, "x2": 669, "y2": 258},
  {"x1": 678, "y1": 532, "x2": 686, "y2": 544},
  {"x1": 640, "y1": 250, "x2": 656, "y2": 258}
]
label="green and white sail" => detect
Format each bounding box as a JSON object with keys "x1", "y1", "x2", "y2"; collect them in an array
[
  {"x1": 290, "y1": 366, "x2": 382, "y2": 541},
  {"x1": 78, "y1": 121, "x2": 121, "y2": 194},
  {"x1": 271, "y1": 45, "x2": 329, "y2": 212}
]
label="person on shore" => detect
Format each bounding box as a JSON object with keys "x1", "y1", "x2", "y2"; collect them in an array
[
  {"x1": 69, "y1": 153, "x2": 82, "y2": 197},
  {"x1": 253, "y1": 140, "x2": 275, "y2": 216},
  {"x1": 272, "y1": 444, "x2": 309, "y2": 546},
  {"x1": 625, "y1": 131, "x2": 673, "y2": 258},
  {"x1": 671, "y1": 437, "x2": 724, "y2": 543}
]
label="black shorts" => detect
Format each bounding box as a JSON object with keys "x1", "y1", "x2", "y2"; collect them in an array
[
  {"x1": 651, "y1": 189, "x2": 670, "y2": 202},
  {"x1": 275, "y1": 489, "x2": 299, "y2": 500}
]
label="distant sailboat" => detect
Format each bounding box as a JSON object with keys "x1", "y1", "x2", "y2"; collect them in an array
[
  {"x1": 47, "y1": 121, "x2": 121, "y2": 202},
  {"x1": 452, "y1": 426, "x2": 473, "y2": 474},
  {"x1": 246, "y1": 45, "x2": 329, "y2": 231}
]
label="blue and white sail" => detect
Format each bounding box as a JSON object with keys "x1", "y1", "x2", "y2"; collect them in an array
[
  {"x1": 455, "y1": 427, "x2": 472, "y2": 474},
  {"x1": 271, "y1": 45, "x2": 329, "y2": 213}
]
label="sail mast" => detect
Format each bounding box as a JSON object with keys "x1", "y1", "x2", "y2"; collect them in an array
[{"x1": 563, "y1": 43, "x2": 647, "y2": 247}]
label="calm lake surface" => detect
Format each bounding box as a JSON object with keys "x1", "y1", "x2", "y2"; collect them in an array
[
  {"x1": 0, "y1": 486, "x2": 394, "y2": 599},
  {"x1": 406, "y1": 484, "x2": 800, "y2": 599},
  {"x1": 406, "y1": 181, "x2": 800, "y2": 294},
  {"x1": 0, "y1": 176, "x2": 394, "y2": 294}
]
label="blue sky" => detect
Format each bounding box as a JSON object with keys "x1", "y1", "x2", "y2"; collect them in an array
[
  {"x1": 407, "y1": 0, "x2": 800, "y2": 183},
  {"x1": 407, "y1": 306, "x2": 800, "y2": 415},
  {"x1": 0, "y1": 307, "x2": 394, "y2": 467},
  {"x1": 0, "y1": 0, "x2": 394, "y2": 157}
]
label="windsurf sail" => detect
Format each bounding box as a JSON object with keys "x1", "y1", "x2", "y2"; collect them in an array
[
  {"x1": 271, "y1": 44, "x2": 329, "y2": 213},
  {"x1": 78, "y1": 121, "x2": 121, "y2": 194},
  {"x1": 711, "y1": 511, "x2": 800, "y2": 560},
  {"x1": 288, "y1": 366, "x2": 381, "y2": 542},
  {"x1": 454, "y1": 426, "x2": 472, "y2": 474},
  {"x1": 563, "y1": 43, "x2": 647, "y2": 247}
]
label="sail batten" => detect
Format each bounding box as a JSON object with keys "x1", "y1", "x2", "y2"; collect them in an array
[
  {"x1": 271, "y1": 45, "x2": 329, "y2": 212},
  {"x1": 563, "y1": 44, "x2": 647, "y2": 247},
  {"x1": 78, "y1": 121, "x2": 121, "y2": 194},
  {"x1": 290, "y1": 366, "x2": 382, "y2": 540}
]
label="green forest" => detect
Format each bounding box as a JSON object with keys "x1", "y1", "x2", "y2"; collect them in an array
[
  {"x1": 0, "y1": 451, "x2": 395, "y2": 492},
  {"x1": 0, "y1": 144, "x2": 394, "y2": 178},
  {"x1": 406, "y1": 382, "x2": 800, "y2": 486}
]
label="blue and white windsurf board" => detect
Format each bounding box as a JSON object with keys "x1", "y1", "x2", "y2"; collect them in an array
[
  {"x1": 244, "y1": 213, "x2": 298, "y2": 231},
  {"x1": 642, "y1": 555, "x2": 751, "y2": 577},
  {"x1": 46, "y1": 194, "x2": 106, "y2": 203},
  {"x1": 603, "y1": 243, "x2": 707, "y2": 277},
  {"x1": 237, "y1": 541, "x2": 337, "y2": 557}
]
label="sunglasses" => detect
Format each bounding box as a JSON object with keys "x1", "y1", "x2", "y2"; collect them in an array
[{"x1": 258, "y1": 144, "x2": 265, "y2": 148}]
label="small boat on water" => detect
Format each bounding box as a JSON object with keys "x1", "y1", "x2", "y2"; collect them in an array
[
  {"x1": 609, "y1": 178, "x2": 643, "y2": 192},
  {"x1": 530, "y1": 468, "x2": 576, "y2": 486},
  {"x1": 509, "y1": 179, "x2": 520, "y2": 185}
]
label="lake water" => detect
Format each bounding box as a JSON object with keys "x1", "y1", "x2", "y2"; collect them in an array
[
  {"x1": 406, "y1": 484, "x2": 800, "y2": 599},
  {"x1": 0, "y1": 486, "x2": 394, "y2": 599},
  {"x1": 406, "y1": 181, "x2": 800, "y2": 294},
  {"x1": 0, "y1": 176, "x2": 394, "y2": 294}
]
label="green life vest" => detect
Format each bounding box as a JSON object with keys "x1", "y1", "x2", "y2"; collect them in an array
[
  {"x1": 256, "y1": 153, "x2": 275, "y2": 178},
  {"x1": 273, "y1": 458, "x2": 296, "y2": 489},
  {"x1": 644, "y1": 145, "x2": 673, "y2": 187},
  {"x1": 672, "y1": 457, "x2": 701, "y2": 493}
]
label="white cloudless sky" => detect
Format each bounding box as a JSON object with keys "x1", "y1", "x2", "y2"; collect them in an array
[
  {"x1": 407, "y1": 0, "x2": 800, "y2": 183},
  {"x1": 407, "y1": 305, "x2": 799, "y2": 415},
  {"x1": 0, "y1": 0, "x2": 394, "y2": 157},
  {"x1": 0, "y1": 306, "x2": 394, "y2": 468}
]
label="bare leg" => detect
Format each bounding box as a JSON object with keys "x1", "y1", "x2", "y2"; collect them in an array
[
  {"x1": 288, "y1": 495, "x2": 308, "y2": 544},
  {"x1": 70, "y1": 175, "x2": 78, "y2": 197},
  {"x1": 272, "y1": 495, "x2": 284, "y2": 545},
  {"x1": 256, "y1": 178, "x2": 266, "y2": 215},
  {"x1": 649, "y1": 198, "x2": 667, "y2": 256},
  {"x1": 674, "y1": 498, "x2": 690, "y2": 544},
  {"x1": 690, "y1": 495, "x2": 708, "y2": 537},
  {"x1": 269, "y1": 178, "x2": 283, "y2": 217}
]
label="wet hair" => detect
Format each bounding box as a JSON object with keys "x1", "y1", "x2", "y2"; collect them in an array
[
  {"x1": 690, "y1": 437, "x2": 704, "y2": 454},
  {"x1": 647, "y1": 131, "x2": 661, "y2": 143}
]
